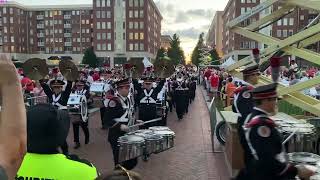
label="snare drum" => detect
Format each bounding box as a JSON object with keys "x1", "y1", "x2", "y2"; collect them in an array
[
  {"x1": 281, "y1": 124, "x2": 316, "y2": 153},
  {"x1": 118, "y1": 135, "x2": 145, "y2": 162},
  {"x1": 288, "y1": 152, "x2": 320, "y2": 165},
  {"x1": 149, "y1": 126, "x2": 170, "y2": 131},
  {"x1": 152, "y1": 130, "x2": 175, "y2": 151},
  {"x1": 67, "y1": 94, "x2": 88, "y2": 122},
  {"x1": 134, "y1": 130, "x2": 163, "y2": 154}
]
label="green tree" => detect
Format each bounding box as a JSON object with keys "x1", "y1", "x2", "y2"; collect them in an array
[
  {"x1": 209, "y1": 48, "x2": 221, "y2": 65},
  {"x1": 191, "y1": 33, "x2": 205, "y2": 66},
  {"x1": 82, "y1": 47, "x2": 98, "y2": 68},
  {"x1": 156, "y1": 47, "x2": 166, "y2": 61},
  {"x1": 167, "y1": 34, "x2": 185, "y2": 65}
]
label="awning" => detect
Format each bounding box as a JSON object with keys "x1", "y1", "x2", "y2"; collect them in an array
[
  {"x1": 143, "y1": 57, "x2": 153, "y2": 67},
  {"x1": 221, "y1": 56, "x2": 236, "y2": 68}
]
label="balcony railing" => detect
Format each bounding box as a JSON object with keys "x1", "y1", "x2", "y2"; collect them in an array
[
  {"x1": 64, "y1": 15, "x2": 71, "y2": 19},
  {"x1": 36, "y1": 51, "x2": 45, "y2": 54},
  {"x1": 64, "y1": 24, "x2": 71, "y2": 28},
  {"x1": 64, "y1": 33, "x2": 72, "y2": 37},
  {"x1": 37, "y1": 33, "x2": 44, "y2": 37},
  {"x1": 37, "y1": 42, "x2": 44, "y2": 46},
  {"x1": 64, "y1": 51, "x2": 73, "y2": 54},
  {"x1": 36, "y1": 15, "x2": 44, "y2": 20},
  {"x1": 64, "y1": 42, "x2": 72, "y2": 46},
  {"x1": 37, "y1": 24, "x2": 44, "y2": 29}
]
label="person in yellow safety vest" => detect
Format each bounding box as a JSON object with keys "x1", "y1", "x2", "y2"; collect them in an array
[{"x1": 16, "y1": 104, "x2": 98, "y2": 180}]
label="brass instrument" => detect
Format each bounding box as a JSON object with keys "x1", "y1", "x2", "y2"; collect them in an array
[
  {"x1": 154, "y1": 58, "x2": 175, "y2": 78},
  {"x1": 59, "y1": 60, "x2": 79, "y2": 81}
]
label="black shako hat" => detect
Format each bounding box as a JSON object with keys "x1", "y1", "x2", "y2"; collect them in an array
[
  {"x1": 241, "y1": 64, "x2": 260, "y2": 76},
  {"x1": 141, "y1": 76, "x2": 155, "y2": 83},
  {"x1": 251, "y1": 83, "x2": 279, "y2": 100},
  {"x1": 27, "y1": 104, "x2": 70, "y2": 153},
  {"x1": 50, "y1": 80, "x2": 65, "y2": 87},
  {"x1": 113, "y1": 78, "x2": 130, "y2": 88}
]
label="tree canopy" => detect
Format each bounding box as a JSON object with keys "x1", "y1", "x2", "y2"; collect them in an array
[
  {"x1": 82, "y1": 47, "x2": 99, "y2": 68},
  {"x1": 156, "y1": 47, "x2": 166, "y2": 61},
  {"x1": 167, "y1": 34, "x2": 185, "y2": 65}
]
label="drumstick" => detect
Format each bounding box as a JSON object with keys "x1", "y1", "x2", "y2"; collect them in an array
[
  {"x1": 128, "y1": 117, "x2": 162, "y2": 129},
  {"x1": 282, "y1": 128, "x2": 299, "y2": 145}
]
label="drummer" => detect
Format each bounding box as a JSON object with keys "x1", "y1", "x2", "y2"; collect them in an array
[
  {"x1": 71, "y1": 80, "x2": 90, "y2": 149},
  {"x1": 104, "y1": 78, "x2": 143, "y2": 170},
  {"x1": 242, "y1": 83, "x2": 315, "y2": 180},
  {"x1": 39, "y1": 79, "x2": 73, "y2": 155}
]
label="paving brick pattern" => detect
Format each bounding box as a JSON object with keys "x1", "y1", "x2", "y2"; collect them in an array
[{"x1": 66, "y1": 87, "x2": 230, "y2": 180}]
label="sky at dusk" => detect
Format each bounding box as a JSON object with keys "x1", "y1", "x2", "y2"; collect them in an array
[{"x1": 13, "y1": 0, "x2": 229, "y2": 58}]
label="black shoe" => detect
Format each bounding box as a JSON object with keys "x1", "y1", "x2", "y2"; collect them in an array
[
  {"x1": 74, "y1": 142, "x2": 80, "y2": 149},
  {"x1": 85, "y1": 138, "x2": 89, "y2": 145}
]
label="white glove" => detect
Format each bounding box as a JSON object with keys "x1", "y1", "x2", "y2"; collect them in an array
[{"x1": 120, "y1": 124, "x2": 129, "y2": 132}]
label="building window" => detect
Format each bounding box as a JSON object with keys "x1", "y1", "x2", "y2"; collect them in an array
[
  {"x1": 102, "y1": 33, "x2": 106, "y2": 40},
  {"x1": 96, "y1": 0, "x2": 100, "y2": 7},
  {"x1": 77, "y1": 38, "x2": 81, "y2": 42},
  {"x1": 10, "y1": 17, "x2": 13, "y2": 24},
  {"x1": 135, "y1": 43, "x2": 139, "y2": 50},
  {"x1": 123, "y1": 33, "x2": 126, "y2": 40},
  {"x1": 96, "y1": 11, "x2": 100, "y2": 18},
  {"x1": 283, "y1": 18, "x2": 288, "y2": 26},
  {"x1": 101, "y1": 0, "x2": 105, "y2": 7},
  {"x1": 300, "y1": 15, "x2": 305, "y2": 20},
  {"x1": 97, "y1": 44, "x2": 101, "y2": 50},
  {"x1": 283, "y1": 30, "x2": 288, "y2": 37},
  {"x1": 140, "y1": 10, "x2": 144, "y2": 18},
  {"x1": 86, "y1": 20, "x2": 90, "y2": 24},
  {"x1": 102, "y1": 22, "x2": 106, "y2": 29},
  {"x1": 107, "y1": 33, "x2": 111, "y2": 39},
  {"x1": 9, "y1": 8, "x2": 13, "y2": 14},
  {"x1": 140, "y1": 0, "x2": 144, "y2": 6},
  {"x1": 134, "y1": 10, "x2": 139, "y2": 18},
  {"x1": 140, "y1": 22, "x2": 144, "y2": 29},
  {"x1": 289, "y1": 18, "x2": 294, "y2": 26},
  {"x1": 129, "y1": 11, "x2": 133, "y2": 18},
  {"x1": 107, "y1": 22, "x2": 111, "y2": 29},
  {"x1": 10, "y1": 36, "x2": 14, "y2": 43},
  {"x1": 129, "y1": 43, "x2": 133, "y2": 51},
  {"x1": 3, "y1": 17, "x2": 6, "y2": 24},
  {"x1": 129, "y1": 33, "x2": 133, "y2": 40},
  {"x1": 102, "y1": 43, "x2": 106, "y2": 50},
  {"x1": 129, "y1": 0, "x2": 133, "y2": 7},
  {"x1": 140, "y1": 33, "x2": 144, "y2": 40},
  {"x1": 134, "y1": 33, "x2": 139, "y2": 40},
  {"x1": 123, "y1": 22, "x2": 125, "y2": 29},
  {"x1": 241, "y1": 8, "x2": 245, "y2": 15},
  {"x1": 107, "y1": 0, "x2": 111, "y2": 6},
  {"x1": 3, "y1": 7, "x2": 6, "y2": 14},
  {"x1": 241, "y1": 0, "x2": 245, "y2": 3},
  {"x1": 97, "y1": 33, "x2": 101, "y2": 40},
  {"x1": 277, "y1": 20, "x2": 282, "y2": 26},
  {"x1": 288, "y1": 29, "x2": 294, "y2": 36},
  {"x1": 277, "y1": 30, "x2": 282, "y2": 37},
  {"x1": 107, "y1": 11, "x2": 111, "y2": 18},
  {"x1": 140, "y1": 43, "x2": 144, "y2": 50},
  {"x1": 129, "y1": 22, "x2": 133, "y2": 29},
  {"x1": 107, "y1": 43, "x2": 111, "y2": 50},
  {"x1": 101, "y1": 11, "x2": 106, "y2": 18},
  {"x1": 97, "y1": 22, "x2": 101, "y2": 29},
  {"x1": 134, "y1": 22, "x2": 139, "y2": 29}
]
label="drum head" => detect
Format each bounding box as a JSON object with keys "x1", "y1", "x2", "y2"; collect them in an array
[
  {"x1": 288, "y1": 152, "x2": 320, "y2": 164},
  {"x1": 90, "y1": 83, "x2": 105, "y2": 92},
  {"x1": 149, "y1": 126, "x2": 170, "y2": 131},
  {"x1": 118, "y1": 135, "x2": 145, "y2": 143},
  {"x1": 153, "y1": 130, "x2": 175, "y2": 136},
  {"x1": 68, "y1": 94, "x2": 82, "y2": 105},
  {"x1": 282, "y1": 127, "x2": 313, "y2": 134}
]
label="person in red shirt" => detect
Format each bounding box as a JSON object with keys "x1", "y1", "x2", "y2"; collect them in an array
[
  {"x1": 210, "y1": 72, "x2": 219, "y2": 98},
  {"x1": 21, "y1": 76, "x2": 35, "y2": 93},
  {"x1": 93, "y1": 69, "x2": 100, "y2": 81}
]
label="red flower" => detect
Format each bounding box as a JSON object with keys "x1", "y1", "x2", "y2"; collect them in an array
[
  {"x1": 270, "y1": 57, "x2": 281, "y2": 68},
  {"x1": 252, "y1": 48, "x2": 260, "y2": 55}
]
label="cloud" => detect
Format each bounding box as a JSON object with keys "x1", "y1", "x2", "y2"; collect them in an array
[
  {"x1": 163, "y1": 27, "x2": 202, "y2": 39},
  {"x1": 174, "y1": 9, "x2": 215, "y2": 23}
]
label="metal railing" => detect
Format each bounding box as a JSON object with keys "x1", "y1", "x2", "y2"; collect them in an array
[{"x1": 24, "y1": 94, "x2": 48, "y2": 108}]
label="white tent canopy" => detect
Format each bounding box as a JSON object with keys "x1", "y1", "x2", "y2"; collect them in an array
[
  {"x1": 143, "y1": 57, "x2": 153, "y2": 67},
  {"x1": 221, "y1": 56, "x2": 236, "y2": 68}
]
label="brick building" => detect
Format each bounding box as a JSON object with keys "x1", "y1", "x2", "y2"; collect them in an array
[
  {"x1": 206, "y1": 11, "x2": 223, "y2": 57},
  {"x1": 160, "y1": 35, "x2": 172, "y2": 50},
  {"x1": 0, "y1": 0, "x2": 162, "y2": 66}
]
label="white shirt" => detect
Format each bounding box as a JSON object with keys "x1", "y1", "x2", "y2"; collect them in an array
[{"x1": 87, "y1": 76, "x2": 94, "y2": 84}]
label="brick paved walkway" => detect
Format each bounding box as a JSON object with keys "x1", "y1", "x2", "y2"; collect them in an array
[{"x1": 66, "y1": 87, "x2": 230, "y2": 180}]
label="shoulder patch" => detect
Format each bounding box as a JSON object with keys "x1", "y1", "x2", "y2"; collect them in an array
[
  {"x1": 109, "y1": 100, "x2": 117, "y2": 107},
  {"x1": 242, "y1": 91, "x2": 251, "y2": 99},
  {"x1": 257, "y1": 126, "x2": 271, "y2": 138}
]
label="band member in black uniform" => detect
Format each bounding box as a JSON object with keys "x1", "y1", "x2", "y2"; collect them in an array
[
  {"x1": 166, "y1": 79, "x2": 173, "y2": 112},
  {"x1": 242, "y1": 83, "x2": 314, "y2": 180},
  {"x1": 104, "y1": 78, "x2": 140, "y2": 170},
  {"x1": 71, "y1": 80, "x2": 90, "y2": 149},
  {"x1": 189, "y1": 76, "x2": 197, "y2": 103},
  {"x1": 100, "y1": 70, "x2": 113, "y2": 129},
  {"x1": 40, "y1": 79, "x2": 72, "y2": 155},
  {"x1": 133, "y1": 77, "x2": 165, "y2": 128},
  {"x1": 172, "y1": 74, "x2": 188, "y2": 120}
]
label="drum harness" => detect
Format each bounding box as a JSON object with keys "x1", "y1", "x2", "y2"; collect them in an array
[
  {"x1": 140, "y1": 89, "x2": 157, "y2": 104},
  {"x1": 72, "y1": 89, "x2": 87, "y2": 109},
  {"x1": 114, "y1": 95, "x2": 135, "y2": 127}
]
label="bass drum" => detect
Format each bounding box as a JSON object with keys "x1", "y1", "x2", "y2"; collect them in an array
[{"x1": 67, "y1": 94, "x2": 88, "y2": 122}]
